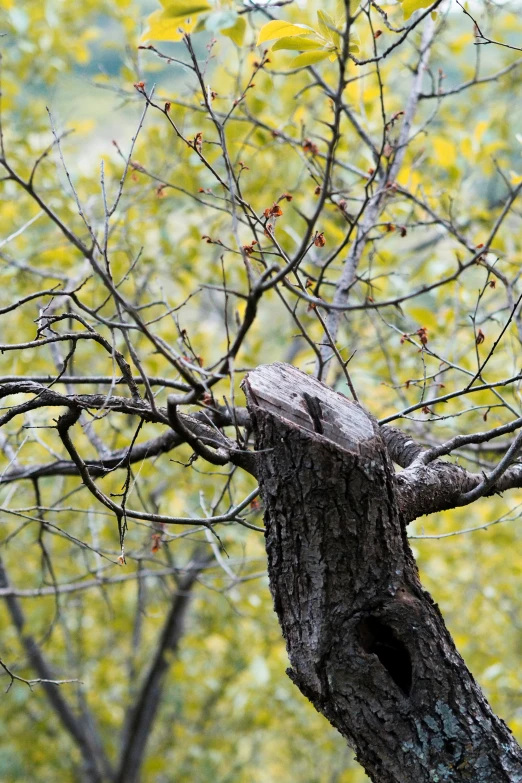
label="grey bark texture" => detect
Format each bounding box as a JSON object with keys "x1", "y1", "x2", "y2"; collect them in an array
[{"x1": 242, "y1": 362, "x2": 522, "y2": 783}]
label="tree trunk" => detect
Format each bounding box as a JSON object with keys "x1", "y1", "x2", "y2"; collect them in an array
[{"x1": 242, "y1": 362, "x2": 522, "y2": 783}]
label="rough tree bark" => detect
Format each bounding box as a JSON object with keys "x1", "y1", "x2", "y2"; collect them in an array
[{"x1": 242, "y1": 362, "x2": 522, "y2": 783}]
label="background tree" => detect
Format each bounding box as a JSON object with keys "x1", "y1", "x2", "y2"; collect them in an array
[{"x1": 1, "y1": 0, "x2": 522, "y2": 780}]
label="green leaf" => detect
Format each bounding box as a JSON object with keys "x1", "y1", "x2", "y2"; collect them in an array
[
  {"x1": 291, "y1": 49, "x2": 331, "y2": 67},
  {"x1": 257, "y1": 20, "x2": 314, "y2": 46},
  {"x1": 221, "y1": 15, "x2": 246, "y2": 46},
  {"x1": 401, "y1": 0, "x2": 433, "y2": 20},
  {"x1": 272, "y1": 35, "x2": 323, "y2": 52}
]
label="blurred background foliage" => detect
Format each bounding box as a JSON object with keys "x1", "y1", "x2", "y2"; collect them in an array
[{"x1": 0, "y1": 0, "x2": 522, "y2": 780}]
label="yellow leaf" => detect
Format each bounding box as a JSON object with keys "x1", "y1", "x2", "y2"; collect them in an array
[
  {"x1": 140, "y1": 9, "x2": 199, "y2": 42},
  {"x1": 482, "y1": 140, "x2": 507, "y2": 156},
  {"x1": 1, "y1": 202, "x2": 17, "y2": 220},
  {"x1": 408, "y1": 306, "x2": 437, "y2": 330},
  {"x1": 221, "y1": 15, "x2": 246, "y2": 46},
  {"x1": 256, "y1": 20, "x2": 314, "y2": 46},
  {"x1": 291, "y1": 49, "x2": 331, "y2": 67},
  {"x1": 461, "y1": 137, "x2": 472, "y2": 162},
  {"x1": 293, "y1": 106, "x2": 306, "y2": 125},
  {"x1": 448, "y1": 32, "x2": 474, "y2": 54},
  {"x1": 272, "y1": 35, "x2": 323, "y2": 52},
  {"x1": 432, "y1": 137, "x2": 457, "y2": 167},
  {"x1": 66, "y1": 119, "x2": 96, "y2": 135},
  {"x1": 397, "y1": 167, "x2": 421, "y2": 191},
  {"x1": 317, "y1": 10, "x2": 340, "y2": 47},
  {"x1": 474, "y1": 120, "x2": 488, "y2": 145},
  {"x1": 159, "y1": 0, "x2": 211, "y2": 17},
  {"x1": 401, "y1": 0, "x2": 433, "y2": 21}
]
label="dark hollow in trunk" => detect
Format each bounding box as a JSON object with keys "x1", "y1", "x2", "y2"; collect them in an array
[{"x1": 242, "y1": 362, "x2": 522, "y2": 783}]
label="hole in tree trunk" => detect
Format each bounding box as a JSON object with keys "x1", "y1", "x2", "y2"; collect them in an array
[{"x1": 358, "y1": 616, "x2": 412, "y2": 696}]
